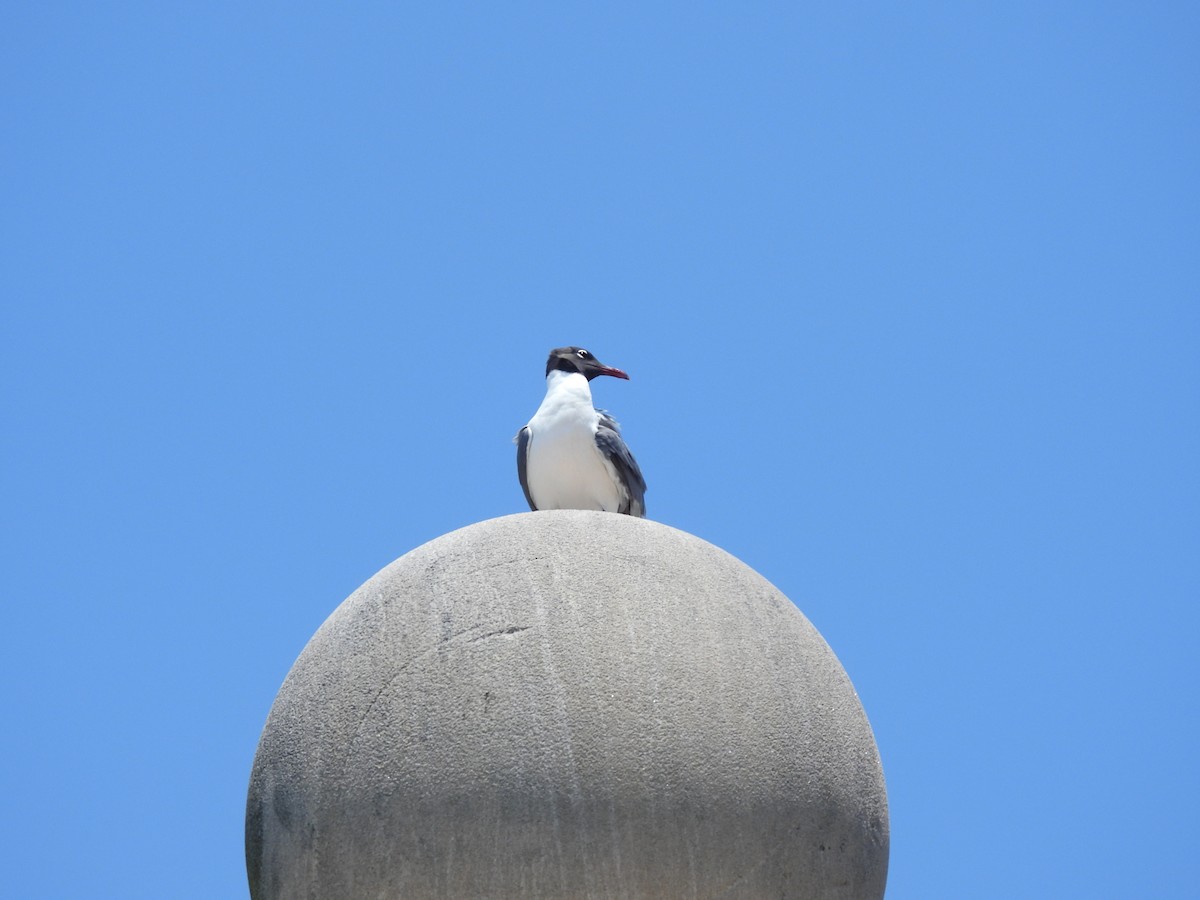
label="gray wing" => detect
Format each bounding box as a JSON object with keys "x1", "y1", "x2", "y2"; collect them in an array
[
  {"x1": 594, "y1": 413, "x2": 647, "y2": 517},
  {"x1": 515, "y1": 426, "x2": 537, "y2": 511}
]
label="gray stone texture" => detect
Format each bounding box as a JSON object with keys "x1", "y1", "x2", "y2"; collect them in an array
[{"x1": 246, "y1": 511, "x2": 888, "y2": 899}]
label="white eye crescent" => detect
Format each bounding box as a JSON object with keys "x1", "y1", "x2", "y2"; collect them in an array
[{"x1": 577, "y1": 349, "x2": 589, "y2": 359}]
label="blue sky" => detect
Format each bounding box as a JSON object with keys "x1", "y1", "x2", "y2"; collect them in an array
[{"x1": 3, "y1": 4, "x2": 1196, "y2": 897}]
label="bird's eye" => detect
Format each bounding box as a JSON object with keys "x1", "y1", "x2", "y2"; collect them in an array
[{"x1": 577, "y1": 349, "x2": 590, "y2": 359}]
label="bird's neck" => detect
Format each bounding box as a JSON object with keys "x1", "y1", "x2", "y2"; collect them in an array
[{"x1": 543, "y1": 370, "x2": 594, "y2": 406}]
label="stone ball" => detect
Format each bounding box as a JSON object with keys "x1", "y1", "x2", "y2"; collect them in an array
[{"x1": 246, "y1": 511, "x2": 888, "y2": 899}]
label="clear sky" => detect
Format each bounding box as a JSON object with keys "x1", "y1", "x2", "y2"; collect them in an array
[{"x1": 3, "y1": 4, "x2": 1197, "y2": 898}]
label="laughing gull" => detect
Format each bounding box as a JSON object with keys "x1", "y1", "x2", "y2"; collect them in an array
[{"x1": 516, "y1": 346, "x2": 647, "y2": 517}]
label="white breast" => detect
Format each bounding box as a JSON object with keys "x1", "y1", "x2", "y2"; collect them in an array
[{"x1": 524, "y1": 371, "x2": 625, "y2": 513}]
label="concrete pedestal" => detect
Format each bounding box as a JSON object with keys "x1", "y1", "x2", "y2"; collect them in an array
[{"x1": 247, "y1": 511, "x2": 888, "y2": 898}]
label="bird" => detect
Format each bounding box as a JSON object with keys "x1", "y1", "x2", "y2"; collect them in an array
[{"x1": 516, "y1": 346, "x2": 647, "y2": 517}]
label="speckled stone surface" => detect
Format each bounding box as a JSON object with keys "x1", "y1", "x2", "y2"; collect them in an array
[{"x1": 246, "y1": 511, "x2": 888, "y2": 899}]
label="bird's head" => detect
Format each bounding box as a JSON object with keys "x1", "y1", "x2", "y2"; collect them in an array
[{"x1": 546, "y1": 347, "x2": 630, "y2": 381}]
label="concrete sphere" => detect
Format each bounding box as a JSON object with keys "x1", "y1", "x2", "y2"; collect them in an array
[{"x1": 246, "y1": 511, "x2": 888, "y2": 899}]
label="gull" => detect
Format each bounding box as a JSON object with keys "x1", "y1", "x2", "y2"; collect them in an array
[{"x1": 516, "y1": 346, "x2": 646, "y2": 517}]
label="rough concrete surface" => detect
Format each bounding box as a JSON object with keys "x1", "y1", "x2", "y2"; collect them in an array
[{"x1": 246, "y1": 511, "x2": 888, "y2": 899}]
